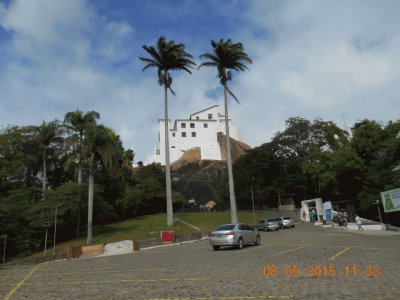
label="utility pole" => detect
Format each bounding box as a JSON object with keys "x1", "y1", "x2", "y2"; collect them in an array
[
  {"x1": 373, "y1": 200, "x2": 385, "y2": 230},
  {"x1": 1, "y1": 235, "x2": 7, "y2": 264},
  {"x1": 43, "y1": 222, "x2": 49, "y2": 257},
  {"x1": 251, "y1": 182, "x2": 256, "y2": 226},
  {"x1": 53, "y1": 205, "x2": 58, "y2": 256}
]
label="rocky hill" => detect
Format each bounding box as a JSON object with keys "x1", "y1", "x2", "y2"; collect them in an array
[
  {"x1": 171, "y1": 133, "x2": 251, "y2": 206},
  {"x1": 171, "y1": 132, "x2": 251, "y2": 170}
]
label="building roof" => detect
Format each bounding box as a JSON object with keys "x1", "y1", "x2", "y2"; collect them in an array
[{"x1": 189, "y1": 105, "x2": 219, "y2": 118}]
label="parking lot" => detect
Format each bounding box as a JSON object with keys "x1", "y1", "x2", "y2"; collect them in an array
[{"x1": 1, "y1": 223, "x2": 399, "y2": 299}]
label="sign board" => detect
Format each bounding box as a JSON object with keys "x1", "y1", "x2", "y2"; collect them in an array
[
  {"x1": 323, "y1": 201, "x2": 332, "y2": 210},
  {"x1": 160, "y1": 231, "x2": 174, "y2": 244},
  {"x1": 380, "y1": 188, "x2": 400, "y2": 213}
]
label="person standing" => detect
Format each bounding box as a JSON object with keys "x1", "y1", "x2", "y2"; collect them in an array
[
  {"x1": 343, "y1": 215, "x2": 348, "y2": 230},
  {"x1": 302, "y1": 210, "x2": 307, "y2": 222},
  {"x1": 355, "y1": 215, "x2": 364, "y2": 231}
]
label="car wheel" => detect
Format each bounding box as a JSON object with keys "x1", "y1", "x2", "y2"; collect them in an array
[
  {"x1": 276, "y1": 228, "x2": 279, "y2": 231},
  {"x1": 237, "y1": 238, "x2": 244, "y2": 249},
  {"x1": 292, "y1": 224, "x2": 295, "y2": 228},
  {"x1": 213, "y1": 245, "x2": 220, "y2": 251},
  {"x1": 256, "y1": 235, "x2": 261, "y2": 245}
]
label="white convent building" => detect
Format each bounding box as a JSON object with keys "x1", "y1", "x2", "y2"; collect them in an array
[{"x1": 146, "y1": 105, "x2": 242, "y2": 165}]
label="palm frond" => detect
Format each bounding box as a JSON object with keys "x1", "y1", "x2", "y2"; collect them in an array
[
  {"x1": 197, "y1": 61, "x2": 218, "y2": 70},
  {"x1": 226, "y1": 85, "x2": 240, "y2": 104},
  {"x1": 139, "y1": 36, "x2": 195, "y2": 91},
  {"x1": 142, "y1": 63, "x2": 160, "y2": 72}
]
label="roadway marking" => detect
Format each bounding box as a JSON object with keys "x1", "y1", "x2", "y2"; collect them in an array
[
  {"x1": 3, "y1": 264, "x2": 40, "y2": 300},
  {"x1": 31, "y1": 268, "x2": 166, "y2": 277},
  {"x1": 271, "y1": 246, "x2": 305, "y2": 257},
  {"x1": 329, "y1": 247, "x2": 351, "y2": 261},
  {"x1": 20, "y1": 277, "x2": 211, "y2": 286},
  {"x1": 237, "y1": 244, "x2": 275, "y2": 253},
  {"x1": 146, "y1": 296, "x2": 292, "y2": 299}
]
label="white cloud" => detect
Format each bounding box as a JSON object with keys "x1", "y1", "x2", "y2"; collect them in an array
[
  {"x1": 279, "y1": 71, "x2": 314, "y2": 101},
  {"x1": 1, "y1": 0, "x2": 400, "y2": 162}
]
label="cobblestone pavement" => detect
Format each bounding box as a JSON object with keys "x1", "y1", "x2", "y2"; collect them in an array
[{"x1": 1, "y1": 223, "x2": 399, "y2": 300}]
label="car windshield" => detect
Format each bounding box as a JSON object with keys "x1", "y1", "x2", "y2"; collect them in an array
[
  {"x1": 282, "y1": 217, "x2": 291, "y2": 220},
  {"x1": 215, "y1": 224, "x2": 235, "y2": 231}
]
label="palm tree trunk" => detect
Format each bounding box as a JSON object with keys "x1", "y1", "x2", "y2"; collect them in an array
[
  {"x1": 76, "y1": 139, "x2": 82, "y2": 237},
  {"x1": 224, "y1": 83, "x2": 238, "y2": 224},
  {"x1": 87, "y1": 155, "x2": 94, "y2": 244},
  {"x1": 42, "y1": 147, "x2": 46, "y2": 191},
  {"x1": 164, "y1": 83, "x2": 174, "y2": 227}
]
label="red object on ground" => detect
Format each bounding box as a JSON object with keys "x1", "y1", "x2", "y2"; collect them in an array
[{"x1": 161, "y1": 231, "x2": 174, "y2": 243}]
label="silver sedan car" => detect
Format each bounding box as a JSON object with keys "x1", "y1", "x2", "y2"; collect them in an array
[
  {"x1": 256, "y1": 218, "x2": 280, "y2": 231},
  {"x1": 279, "y1": 216, "x2": 295, "y2": 228},
  {"x1": 209, "y1": 223, "x2": 261, "y2": 250}
]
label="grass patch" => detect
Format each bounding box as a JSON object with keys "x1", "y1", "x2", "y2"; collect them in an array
[
  {"x1": 7, "y1": 210, "x2": 271, "y2": 264},
  {"x1": 176, "y1": 211, "x2": 266, "y2": 232}
]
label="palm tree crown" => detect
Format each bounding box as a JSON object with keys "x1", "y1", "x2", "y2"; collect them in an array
[
  {"x1": 139, "y1": 36, "x2": 196, "y2": 94},
  {"x1": 198, "y1": 38, "x2": 252, "y2": 102}
]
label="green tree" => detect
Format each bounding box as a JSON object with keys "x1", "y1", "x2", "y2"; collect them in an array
[
  {"x1": 198, "y1": 38, "x2": 252, "y2": 224},
  {"x1": 139, "y1": 36, "x2": 195, "y2": 226},
  {"x1": 63, "y1": 110, "x2": 100, "y2": 236},
  {"x1": 63, "y1": 110, "x2": 100, "y2": 184},
  {"x1": 31, "y1": 121, "x2": 64, "y2": 192},
  {"x1": 83, "y1": 125, "x2": 118, "y2": 244}
]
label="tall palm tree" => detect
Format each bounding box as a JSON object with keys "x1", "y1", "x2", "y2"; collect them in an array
[
  {"x1": 83, "y1": 125, "x2": 117, "y2": 244},
  {"x1": 63, "y1": 110, "x2": 100, "y2": 237},
  {"x1": 32, "y1": 120, "x2": 64, "y2": 192},
  {"x1": 63, "y1": 110, "x2": 100, "y2": 184},
  {"x1": 139, "y1": 36, "x2": 196, "y2": 226},
  {"x1": 198, "y1": 39, "x2": 252, "y2": 224}
]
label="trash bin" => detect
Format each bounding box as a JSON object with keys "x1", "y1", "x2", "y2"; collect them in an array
[{"x1": 322, "y1": 219, "x2": 326, "y2": 225}]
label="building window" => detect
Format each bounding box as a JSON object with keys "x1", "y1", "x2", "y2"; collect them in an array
[
  {"x1": 191, "y1": 132, "x2": 196, "y2": 137},
  {"x1": 172, "y1": 132, "x2": 175, "y2": 137},
  {"x1": 181, "y1": 123, "x2": 186, "y2": 128},
  {"x1": 196, "y1": 116, "x2": 199, "y2": 120},
  {"x1": 203, "y1": 123, "x2": 208, "y2": 128},
  {"x1": 182, "y1": 132, "x2": 186, "y2": 137},
  {"x1": 190, "y1": 123, "x2": 195, "y2": 128},
  {"x1": 171, "y1": 146, "x2": 175, "y2": 148},
  {"x1": 208, "y1": 114, "x2": 212, "y2": 120}
]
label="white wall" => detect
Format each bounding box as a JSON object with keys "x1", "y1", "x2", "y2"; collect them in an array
[{"x1": 148, "y1": 105, "x2": 242, "y2": 165}]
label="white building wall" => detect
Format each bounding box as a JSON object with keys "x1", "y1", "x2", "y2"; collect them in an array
[{"x1": 146, "y1": 106, "x2": 242, "y2": 165}]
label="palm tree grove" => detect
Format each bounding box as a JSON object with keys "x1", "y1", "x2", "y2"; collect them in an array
[{"x1": 1, "y1": 36, "x2": 399, "y2": 261}]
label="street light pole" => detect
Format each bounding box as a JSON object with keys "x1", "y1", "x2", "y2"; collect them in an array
[
  {"x1": 53, "y1": 205, "x2": 58, "y2": 256},
  {"x1": 43, "y1": 222, "x2": 49, "y2": 257},
  {"x1": 1, "y1": 235, "x2": 7, "y2": 264},
  {"x1": 251, "y1": 182, "x2": 256, "y2": 226},
  {"x1": 373, "y1": 200, "x2": 385, "y2": 230}
]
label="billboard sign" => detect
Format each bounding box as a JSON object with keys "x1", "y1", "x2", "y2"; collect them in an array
[{"x1": 380, "y1": 188, "x2": 400, "y2": 213}]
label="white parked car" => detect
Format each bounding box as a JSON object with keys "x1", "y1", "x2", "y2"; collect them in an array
[{"x1": 279, "y1": 216, "x2": 295, "y2": 228}]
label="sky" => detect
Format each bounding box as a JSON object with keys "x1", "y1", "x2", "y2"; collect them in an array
[{"x1": 1, "y1": 0, "x2": 399, "y2": 162}]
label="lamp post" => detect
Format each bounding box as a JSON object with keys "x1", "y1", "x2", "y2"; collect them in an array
[
  {"x1": 1, "y1": 234, "x2": 7, "y2": 264},
  {"x1": 43, "y1": 222, "x2": 50, "y2": 257},
  {"x1": 53, "y1": 205, "x2": 58, "y2": 256},
  {"x1": 373, "y1": 200, "x2": 385, "y2": 230},
  {"x1": 250, "y1": 179, "x2": 256, "y2": 226}
]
